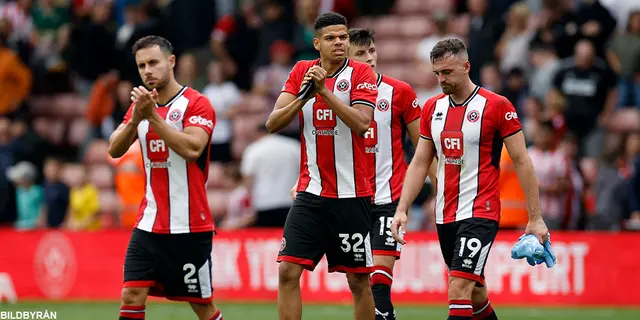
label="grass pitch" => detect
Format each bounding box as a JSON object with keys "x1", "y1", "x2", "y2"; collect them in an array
[{"x1": 2, "y1": 301, "x2": 640, "y2": 320}]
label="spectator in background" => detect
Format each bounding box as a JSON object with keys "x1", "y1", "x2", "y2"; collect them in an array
[
  {"x1": 607, "y1": 10, "x2": 640, "y2": 108},
  {"x1": 0, "y1": 0, "x2": 33, "y2": 62},
  {"x1": 502, "y1": 68, "x2": 528, "y2": 114},
  {"x1": 559, "y1": 132, "x2": 585, "y2": 229},
  {"x1": 254, "y1": 0, "x2": 295, "y2": 67},
  {"x1": 42, "y1": 157, "x2": 69, "y2": 228},
  {"x1": 175, "y1": 53, "x2": 208, "y2": 91},
  {"x1": 210, "y1": 1, "x2": 260, "y2": 90},
  {"x1": 102, "y1": 79, "x2": 133, "y2": 138},
  {"x1": 574, "y1": 0, "x2": 617, "y2": 59},
  {"x1": 591, "y1": 139, "x2": 628, "y2": 230},
  {"x1": 0, "y1": 17, "x2": 32, "y2": 117},
  {"x1": 108, "y1": 142, "x2": 144, "y2": 229},
  {"x1": 499, "y1": 144, "x2": 528, "y2": 230},
  {"x1": 10, "y1": 116, "x2": 49, "y2": 181},
  {"x1": 529, "y1": 120, "x2": 573, "y2": 229},
  {"x1": 415, "y1": 11, "x2": 457, "y2": 75},
  {"x1": 495, "y1": 2, "x2": 534, "y2": 74},
  {"x1": 552, "y1": 40, "x2": 617, "y2": 180},
  {"x1": 7, "y1": 161, "x2": 43, "y2": 230},
  {"x1": 68, "y1": 0, "x2": 117, "y2": 96},
  {"x1": 466, "y1": 0, "x2": 505, "y2": 84},
  {"x1": 253, "y1": 40, "x2": 294, "y2": 102},
  {"x1": 292, "y1": 0, "x2": 320, "y2": 61},
  {"x1": 479, "y1": 62, "x2": 502, "y2": 92},
  {"x1": 240, "y1": 125, "x2": 299, "y2": 227},
  {"x1": 66, "y1": 165, "x2": 100, "y2": 231},
  {"x1": 529, "y1": 0, "x2": 579, "y2": 60},
  {"x1": 0, "y1": 117, "x2": 17, "y2": 225},
  {"x1": 203, "y1": 61, "x2": 241, "y2": 164},
  {"x1": 219, "y1": 164, "x2": 254, "y2": 230},
  {"x1": 528, "y1": 44, "x2": 560, "y2": 101},
  {"x1": 30, "y1": 0, "x2": 71, "y2": 72}
]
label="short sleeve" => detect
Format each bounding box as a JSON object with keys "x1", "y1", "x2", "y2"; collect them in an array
[
  {"x1": 498, "y1": 97, "x2": 522, "y2": 139},
  {"x1": 419, "y1": 97, "x2": 436, "y2": 140},
  {"x1": 281, "y1": 61, "x2": 307, "y2": 96},
  {"x1": 122, "y1": 103, "x2": 135, "y2": 125},
  {"x1": 184, "y1": 97, "x2": 216, "y2": 136},
  {"x1": 350, "y1": 64, "x2": 377, "y2": 109},
  {"x1": 400, "y1": 84, "x2": 421, "y2": 124}
]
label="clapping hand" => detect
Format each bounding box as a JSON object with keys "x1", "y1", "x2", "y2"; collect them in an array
[{"x1": 131, "y1": 86, "x2": 158, "y2": 119}]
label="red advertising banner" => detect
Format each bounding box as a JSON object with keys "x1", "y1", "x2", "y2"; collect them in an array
[{"x1": 0, "y1": 229, "x2": 639, "y2": 306}]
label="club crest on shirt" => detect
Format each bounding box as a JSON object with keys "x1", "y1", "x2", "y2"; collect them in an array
[
  {"x1": 467, "y1": 110, "x2": 480, "y2": 123},
  {"x1": 168, "y1": 109, "x2": 182, "y2": 123},
  {"x1": 336, "y1": 79, "x2": 350, "y2": 92},
  {"x1": 377, "y1": 99, "x2": 390, "y2": 112}
]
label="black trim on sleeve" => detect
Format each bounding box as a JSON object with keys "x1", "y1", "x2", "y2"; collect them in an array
[
  {"x1": 352, "y1": 100, "x2": 375, "y2": 109},
  {"x1": 420, "y1": 134, "x2": 432, "y2": 140},
  {"x1": 501, "y1": 128, "x2": 522, "y2": 140}
]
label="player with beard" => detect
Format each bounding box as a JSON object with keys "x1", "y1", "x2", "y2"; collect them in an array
[
  {"x1": 346, "y1": 27, "x2": 437, "y2": 320},
  {"x1": 266, "y1": 12, "x2": 378, "y2": 320},
  {"x1": 108, "y1": 36, "x2": 223, "y2": 320},
  {"x1": 391, "y1": 39, "x2": 549, "y2": 320}
]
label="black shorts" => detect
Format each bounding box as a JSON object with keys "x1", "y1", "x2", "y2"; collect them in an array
[
  {"x1": 123, "y1": 228, "x2": 214, "y2": 303},
  {"x1": 277, "y1": 192, "x2": 374, "y2": 273},
  {"x1": 436, "y1": 218, "x2": 498, "y2": 287},
  {"x1": 371, "y1": 201, "x2": 401, "y2": 259}
]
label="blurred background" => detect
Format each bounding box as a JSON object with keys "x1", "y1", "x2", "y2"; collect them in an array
[{"x1": 1, "y1": 0, "x2": 640, "y2": 318}]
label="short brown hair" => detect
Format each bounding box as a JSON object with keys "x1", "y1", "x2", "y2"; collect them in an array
[
  {"x1": 132, "y1": 35, "x2": 173, "y2": 55},
  {"x1": 430, "y1": 38, "x2": 468, "y2": 63},
  {"x1": 348, "y1": 28, "x2": 376, "y2": 47}
]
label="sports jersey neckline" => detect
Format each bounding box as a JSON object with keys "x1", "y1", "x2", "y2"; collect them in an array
[
  {"x1": 448, "y1": 85, "x2": 480, "y2": 108},
  {"x1": 156, "y1": 86, "x2": 188, "y2": 107},
  {"x1": 318, "y1": 58, "x2": 349, "y2": 78}
]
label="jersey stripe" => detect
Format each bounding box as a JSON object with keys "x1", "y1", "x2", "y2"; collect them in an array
[
  {"x1": 298, "y1": 111, "x2": 311, "y2": 191},
  {"x1": 457, "y1": 96, "x2": 487, "y2": 221},
  {"x1": 302, "y1": 97, "x2": 322, "y2": 195},
  {"x1": 137, "y1": 125, "x2": 156, "y2": 231},
  {"x1": 442, "y1": 106, "x2": 467, "y2": 223},
  {"x1": 374, "y1": 82, "x2": 394, "y2": 204}
]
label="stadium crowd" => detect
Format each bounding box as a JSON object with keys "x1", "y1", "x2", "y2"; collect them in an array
[{"x1": 0, "y1": 0, "x2": 639, "y2": 232}]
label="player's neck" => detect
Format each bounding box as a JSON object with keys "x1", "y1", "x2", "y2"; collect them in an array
[
  {"x1": 320, "y1": 57, "x2": 346, "y2": 76},
  {"x1": 449, "y1": 80, "x2": 477, "y2": 105},
  {"x1": 155, "y1": 80, "x2": 184, "y2": 105}
]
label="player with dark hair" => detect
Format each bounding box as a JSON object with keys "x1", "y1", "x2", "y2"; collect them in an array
[
  {"x1": 266, "y1": 12, "x2": 378, "y2": 320},
  {"x1": 108, "y1": 35, "x2": 223, "y2": 320},
  {"x1": 348, "y1": 27, "x2": 436, "y2": 320},
  {"x1": 391, "y1": 38, "x2": 550, "y2": 320}
]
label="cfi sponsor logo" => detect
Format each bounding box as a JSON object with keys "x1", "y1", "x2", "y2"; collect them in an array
[
  {"x1": 189, "y1": 115, "x2": 214, "y2": 129},
  {"x1": 34, "y1": 231, "x2": 77, "y2": 299}
]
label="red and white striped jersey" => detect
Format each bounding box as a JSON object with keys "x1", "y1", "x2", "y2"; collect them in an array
[
  {"x1": 122, "y1": 86, "x2": 216, "y2": 234},
  {"x1": 420, "y1": 87, "x2": 522, "y2": 224},
  {"x1": 282, "y1": 58, "x2": 378, "y2": 198},
  {"x1": 528, "y1": 147, "x2": 570, "y2": 221},
  {"x1": 366, "y1": 74, "x2": 421, "y2": 205}
]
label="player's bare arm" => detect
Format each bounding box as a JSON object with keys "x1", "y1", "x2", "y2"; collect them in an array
[
  {"x1": 310, "y1": 66, "x2": 372, "y2": 136},
  {"x1": 391, "y1": 137, "x2": 436, "y2": 244},
  {"x1": 406, "y1": 119, "x2": 437, "y2": 182},
  {"x1": 504, "y1": 131, "x2": 550, "y2": 243},
  {"x1": 108, "y1": 105, "x2": 143, "y2": 158}
]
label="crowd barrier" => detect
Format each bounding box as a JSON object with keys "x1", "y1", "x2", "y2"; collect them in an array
[{"x1": 0, "y1": 229, "x2": 638, "y2": 306}]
